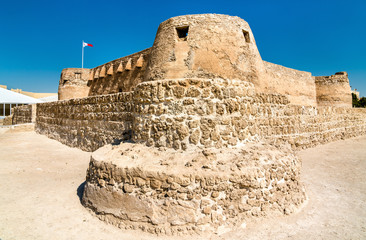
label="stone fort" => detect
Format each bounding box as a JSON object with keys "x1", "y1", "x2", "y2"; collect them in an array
[{"x1": 10, "y1": 14, "x2": 366, "y2": 235}]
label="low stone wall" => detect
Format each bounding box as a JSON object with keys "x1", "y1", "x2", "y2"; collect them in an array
[
  {"x1": 3, "y1": 115, "x2": 13, "y2": 125},
  {"x1": 12, "y1": 104, "x2": 36, "y2": 125},
  {"x1": 35, "y1": 78, "x2": 366, "y2": 152},
  {"x1": 267, "y1": 106, "x2": 366, "y2": 149},
  {"x1": 36, "y1": 93, "x2": 133, "y2": 152}
]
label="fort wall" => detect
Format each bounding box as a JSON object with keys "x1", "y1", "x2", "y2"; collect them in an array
[
  {"x1": 36, "y1": 93, "x2": 133, "y2": 151},
  {"x1": 263, "y1": 61, "x2": 316, "y2": 106},
  {"x1": 315, "y1": 72, "x2": 352, "y2": 107},
  {"x1": 88, "y1": 48, "x2": 151, "y2": 96},
  {"x1": 30, "y1": 77, "x2": 366, "y2": 234},
  {"x1": 12, "y1": 104, "x2": 36, "y2": 125},
  {"x1": 35, "y1": 78, "x2": 366, "y2": 152}
]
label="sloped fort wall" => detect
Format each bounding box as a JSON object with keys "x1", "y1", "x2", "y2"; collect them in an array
[
  {"x1": 315, "y1": 72, "x2": 352, "y2": 107},
  {"x1": 35, "y1": 78, "x2": 366, "y2": 152}
]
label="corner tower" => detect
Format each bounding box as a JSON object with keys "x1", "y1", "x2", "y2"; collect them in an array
[
  {"x1": 58, "y1": 68, "x2": 91, "y2": 100},
  {"x1": 144, "y1": 14, "x2": 266, "y2": 86}
]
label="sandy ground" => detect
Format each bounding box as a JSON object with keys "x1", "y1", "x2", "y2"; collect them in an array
[{"x1": 0, "y1": 127, "x2": 365, "y2": 240}]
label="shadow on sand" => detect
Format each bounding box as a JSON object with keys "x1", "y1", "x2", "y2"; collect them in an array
[{"x1": 77, "y1": 181, "x2": 86, "y2": 204}]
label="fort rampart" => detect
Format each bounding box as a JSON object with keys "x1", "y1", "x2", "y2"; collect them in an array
[{"x1": 35, "y1": 78, "x2": 366, "y2": 152}]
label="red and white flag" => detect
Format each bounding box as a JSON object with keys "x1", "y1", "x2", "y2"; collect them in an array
[{"x1": 83, "y1": 41, "x2": 93, "y2": 47}]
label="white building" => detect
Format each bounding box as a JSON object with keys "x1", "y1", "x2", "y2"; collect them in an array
[{"x1": 0, "y1": 87, "x2": 42, "y2": 119}]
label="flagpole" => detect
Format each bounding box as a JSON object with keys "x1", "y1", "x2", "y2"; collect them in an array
[{"x1": 82, "y1": 40, "x2": 84, "y2": 69}]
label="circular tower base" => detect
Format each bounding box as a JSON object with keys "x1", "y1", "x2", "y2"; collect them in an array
[{"x1": 82, "y1": 141, "x2": 306, "y2": 235}]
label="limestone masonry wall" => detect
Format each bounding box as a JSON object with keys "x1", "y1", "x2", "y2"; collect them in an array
[
  {"x1": 82, "y1": 142, "x2": 305, "y2": 234},
  {"x1": 263, "y1": 61, "x2": 316, "y2": 106},
  {"x1": 133, "y1": 78, "x2": 366, "y2": 150},
  {"x1": 36, "y1": 93, "x2": 133, "y2": 151},
  {"x1": 12, "y1": 104, "x2": 36, "y2": 125},
  {"x1": 58, "y1": 49, "x2": 151, "y2": 101},
  {"x1": 3, "y1": 115, "x2": 13, "y2": 125},
  {"x1": 315, "y1": 72, "x2": 352, "y2": 107},
  {"x1": 35, "y1": 78, "x2": 366, "y2": 152}
]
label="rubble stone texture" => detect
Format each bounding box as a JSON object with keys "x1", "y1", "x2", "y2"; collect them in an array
[
  {"x1": 82, "y1": 142, "x2": 305, "y2": 235},
  {"x1": 10, "y1": 14, "x2": 366, "y2": 234},
  {"x1": 36, "y1": 78, "x2": 366, "y2": 152},
  {"x1": 12, "y1": 104, "x2": 36, "y2": 125}
]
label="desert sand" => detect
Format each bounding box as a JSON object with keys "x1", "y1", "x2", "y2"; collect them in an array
[{"x1": 0, "y1": 127, "x2": 365, "y2": 240}]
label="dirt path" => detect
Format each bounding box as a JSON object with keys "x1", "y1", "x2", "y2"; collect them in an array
[{"x1": 0, "y1": 129, "x2": 365, "y2": 240}]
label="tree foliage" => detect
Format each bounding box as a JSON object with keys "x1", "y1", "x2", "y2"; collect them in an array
[{"x1": 352, "y1": 93, "x2": 366, "y2": 108}]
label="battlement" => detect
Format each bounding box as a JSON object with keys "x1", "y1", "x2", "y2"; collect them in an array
[{"x1": 88, "y1": 48, "x2": 151, "y2": 96}]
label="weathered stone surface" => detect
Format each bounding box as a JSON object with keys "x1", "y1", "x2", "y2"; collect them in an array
[
  {"x1": 3, "y1": 114, "x2": 13, "y2": 125},
  {"x1": 34, "y1": 78, "x2": 366, "y2": 152},
  {"x1": 12, "y1": 104, "x2": 36, "y2": 125},
  {"x1": 82, "y1": 141, "x2": 306, "y2": 235},
  {"x1": 315, "y1": 72, "x2": 352, "y2": 107}
]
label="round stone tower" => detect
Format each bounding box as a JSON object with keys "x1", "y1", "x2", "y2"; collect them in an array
[
  {"x1": 58, "y1": 68, "x2": 91, "y2": 100},
  {"x1": 144, "y1": 14, "x2": 266, "y2": 86}
]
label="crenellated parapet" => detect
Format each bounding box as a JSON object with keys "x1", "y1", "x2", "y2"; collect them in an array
[{"x1": 88, "y1": 48, "x2": 151, "y2": 96}]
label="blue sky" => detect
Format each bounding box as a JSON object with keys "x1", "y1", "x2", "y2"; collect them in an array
[{"x1": 0, "y1": 0, "x2": 365, "y2": 96}]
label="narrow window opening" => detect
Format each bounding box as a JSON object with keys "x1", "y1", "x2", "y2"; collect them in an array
[
  {"x1": 242, "y1": 30, "x2": 250, "y2": 43},
  {"x1": 176, "y1": 26, "x2": 189, "y2": 41},
  {"x1": 118, "y1": 88, "x2": 123, "y2": 92},
  {"x1": 87, "y1": 80, "x2": 92, "y2": 87},
  {"x1": 63, "y1": 80, "x2": 68, "y2": 85}
]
